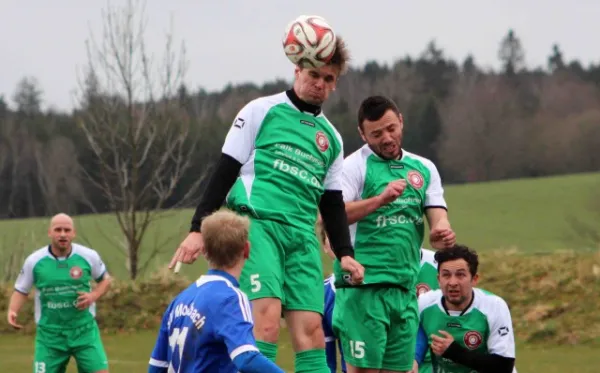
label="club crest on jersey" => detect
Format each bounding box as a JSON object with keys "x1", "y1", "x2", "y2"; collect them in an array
[
  {"x1": 70, "y1": 266, "x2": 83, "y2": 279},
  {"x1": 315, "y1": 131, "x2": 329, "y2": 152},
  {"x1": 464, "y1": 330, "x2": 483, "y2": 349},
  {"x1": 416, "y1": 283, "x2": 431, "y2": 296},
  {"x1": 407, "y1": 171, "x2": 424, "y2": 189}
]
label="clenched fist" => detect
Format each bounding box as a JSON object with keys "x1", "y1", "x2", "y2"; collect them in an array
[{"x1": 378, "y1": 179, "x2": 407, "y2": 206}]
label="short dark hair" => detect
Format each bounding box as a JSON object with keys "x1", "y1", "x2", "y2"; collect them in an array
[
  {"x1": 435, "y1": 244, "x2": 479, "y2": 277},
  {"x1": 357, "y1": 95, "x2": 400, "y2": 130},
  {"x1": 328, "y1": 36, "x2": 351, "y2": 75}
]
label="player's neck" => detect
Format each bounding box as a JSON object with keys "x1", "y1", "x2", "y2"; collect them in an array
[
  {"x1": 443, "y1": 291, "x2": 474, "y2": 313},
  {"x1": 50, "y1": 244, "x2": 72, "y2": 258},
  {"x1": 286, "y1": 88, "x2": 321, "y2": 115}
]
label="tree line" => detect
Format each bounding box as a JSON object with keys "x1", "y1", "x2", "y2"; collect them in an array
[{"x1": 1, "y1": 3, "x2": 599, "y2": 223}]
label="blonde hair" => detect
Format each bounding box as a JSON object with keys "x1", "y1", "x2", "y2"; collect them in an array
[
  {"x1": 201, "y1": 209, "x2": 250, "y2": 269},
  {"x1": 328, "y1": 35, "x2": 351, "y2": 75}
]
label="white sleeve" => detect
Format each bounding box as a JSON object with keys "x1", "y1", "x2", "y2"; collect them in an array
[
  {"x1": 417, "y1": 290, "x2": 439, "y2": 315},
  {"x1": 340, "y1": 152, "x2": 364, "y2": 202},
  {"x1": 90, "y1": 250, "x2": 108, "y2": 281},
  {"x1": 487, "y1": 297, "x2": 516, "y2": 358},
  {"x1": 424, "y1": 160, "x2": 447, "y2": 208},
  {"x1": 221, "y1": 101, "x2": 263, "y2": 165},
  {"x1": 323, "y1": 134, "x2": 345, "y2": 191},
  {"x1": 14, "y1": 256, "x2": 35, "y2": 294}
]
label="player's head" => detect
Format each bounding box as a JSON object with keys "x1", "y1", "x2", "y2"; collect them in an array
[
  {"x1": 201, "y1": 209, "x2": 251, "y2": 271},
  {"x1": 435, "y1": 244, "x2": 479, "y2": 307},
  {"x1": 48, "y1": 213, "x2": 75, "y2": 252},
  {"x1": 293, "y1": 36, "x2": 350, "y2": 106},
  {"x1": 357, "y1": 95, "x2": 404, "y2": 160}
]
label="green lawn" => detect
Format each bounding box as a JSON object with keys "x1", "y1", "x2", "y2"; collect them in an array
[
  {"x1": 2, "y1": 172, "x2": 598, "y2": 280},
  {"x1": 1, "y1": 330, "x2": 598, "y2": 373}
]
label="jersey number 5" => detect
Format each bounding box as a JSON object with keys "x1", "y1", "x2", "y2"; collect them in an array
[
  {"x1": 169, "y1": 327, "x2": 189, "y2": 369},
  {"x1": 250, "y1": 274, "x2": 261, "y2": 293}
]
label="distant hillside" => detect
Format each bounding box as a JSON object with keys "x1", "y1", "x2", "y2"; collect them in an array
[{"x1": 1, "y1": 172, "x2": 598, "y2": 281}]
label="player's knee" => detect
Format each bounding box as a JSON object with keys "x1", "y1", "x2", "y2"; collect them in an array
[
  {"x1": 252, "y1": 298, "x2": 282, "y2": 342},
  {"x1": 287, "y1": 311, "x2": 325, "y2": 349}
]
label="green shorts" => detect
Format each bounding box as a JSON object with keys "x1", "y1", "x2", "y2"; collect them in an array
[
  {"x1": 332, "y1": 286, "x2": 418, "y2": 371},
  {"x1": 239, "y1": 217, "x2": 324, "y2": 314},
  {"x1": 34, "y1": 321, "x2": 108, "y2": 373}
]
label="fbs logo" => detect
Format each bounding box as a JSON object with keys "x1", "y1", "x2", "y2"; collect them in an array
[{"x1": 315, "y1": 131, "x2": 329, "y2": 152}]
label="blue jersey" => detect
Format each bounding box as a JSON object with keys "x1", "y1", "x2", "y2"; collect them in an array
[
  {"x1": 148, "y1": 269, "x2": 283, "y2": 373},
  {"x1": 323, "y1": 274, "x2": 346, "y2": 373}
]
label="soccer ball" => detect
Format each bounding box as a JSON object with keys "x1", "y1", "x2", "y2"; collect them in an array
[{"x1": 282, "y1": 15, "x2": 337, "y2": 69}]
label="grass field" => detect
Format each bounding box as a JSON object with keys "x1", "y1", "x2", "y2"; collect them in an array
[
  {"x1": 1, "y1": 171, "x2": 599, "y2": 281},
  {"x1": 1, "y1": 172, "x2": 599, "y2": 372},
  {"x1": 1, "y1": 330, "x2": 598, "y2": 373}
]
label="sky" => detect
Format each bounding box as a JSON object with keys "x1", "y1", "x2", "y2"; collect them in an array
[{"x1": 1, "y1": 0, "x2": 599, "y2": 112}]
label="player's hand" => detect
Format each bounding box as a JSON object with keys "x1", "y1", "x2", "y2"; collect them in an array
[
  {"x1": 76, "y1": 291, "x2": 97, "y2": 310},
  {"x1": 431, "y1": 330, "x2": 454, "y2": 356},
  {"x1": 340, "y1": 256, "x2": 364, "y2": 285},
  {"x1": 169, "y1": 232, "x2": 204, "y2": 270},
  {"x1": 430, "y1": 228, "x2": 456, "y2": 249},
  {"x1": 377, "y1": 179, "x2": 407, "y2": 206},
  {"x1": 7, "y1": 310, "x2": 23, "y2": 329}
]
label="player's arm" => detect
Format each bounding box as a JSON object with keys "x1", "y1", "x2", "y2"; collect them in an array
[
  {"x1": 90, "y1": 251, "x2": 111, "y2": 301},
  {"x1": 324, "y1": 335, "x2": 337, "y2": 373},
  {"x1": 414, "y1": 323, "x2": 428, "y2": 365},
  {"x1": 216, "y1": 292, "x2": 285, "y2": 373},
  {"x1": 322, "y1": 301, "x2": 337, "y2": 373},
  {"x1": 319, "y1": 151, "x2": 355, "y2": 260},
  {"x1": 7, "y1": 256, "x2": 35, "y2": 329},
  {"x1": 423, "y1": 160, "x2": 449, "y2": 229},
  {"x1": 338, "y1": 152, "x2": 374, "y2": 225},
  {"x1": 148, "y1": 304, "x2": 173, "y2": 373},
  {"x1": 189, "y1": 104, "x2": 260, "y2": 232},
  {"x1": 423, "y1": 161, "x2": 455, "y2": 248},
  {"x1": 442, "y1": 298, "x2": 516, "y2": 373},
  {"x1": 338, "y1": 339, "x2": 347, "y2": 373}
]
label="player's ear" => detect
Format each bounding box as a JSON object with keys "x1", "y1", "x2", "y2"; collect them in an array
[
  {"x1": 358, "y1": 125, "x2": 367, "y2": 142},
  {"x1": 471, "y1": 273, "x2": 479, "y2": 286},
  {"x1": 243, "y1": 241, "x2": 250, "y2": 259}
]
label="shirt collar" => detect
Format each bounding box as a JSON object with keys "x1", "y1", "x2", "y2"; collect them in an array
[{"x1": 207, "y1": 269, "x2": 240, "y2": 287}]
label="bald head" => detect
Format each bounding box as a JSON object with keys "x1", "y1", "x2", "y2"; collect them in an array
[
  {"x1": 48, "y1": 213, "x2": 75, "y2": 253},
  {"x1": 50, "y1": 213, "x2": 74, "y2": 228}
]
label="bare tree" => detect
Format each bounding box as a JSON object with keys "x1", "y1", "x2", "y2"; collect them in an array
[{"x1": 74, "y1": 0, "x2": 203, "y2": 279}]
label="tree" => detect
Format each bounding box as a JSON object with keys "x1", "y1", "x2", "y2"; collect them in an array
[
  {"x1": 548, "y1": 44, "x2": 565, "y2": 72},
  {"x1": 498, "y1": 29, "x2": 525, "y2": 76},
  {"x1": 74, "y1": 0, "x2": 203, "y2": 279}
]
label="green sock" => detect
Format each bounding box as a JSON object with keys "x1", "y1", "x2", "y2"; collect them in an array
[
  {"x1": 295, "y1": 349, "x2": 330, "y2": 373},
  {"x1": 256, "y1": 340, "x2": 278, "y2": 362}
]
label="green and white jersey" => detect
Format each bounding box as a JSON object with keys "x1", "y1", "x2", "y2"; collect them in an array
[
  {"x1": 223, "y1": 91, "x2": 344, "y2": 231},
  {"x1": 417, "y1": 248, "x2": 439, "y2": 297},
  {"x1": 418, "y1": 288, "x2": 516, "y2": 373},
  {"x1": 14, "y1": 243, "x2": 107, "y2": 330},
  {"x1": 334, "y1": 145, "x2": 447, "y2": 288}
]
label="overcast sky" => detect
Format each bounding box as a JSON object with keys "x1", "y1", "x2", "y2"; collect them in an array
[{"x1": 1, "y1": 0, "x2": 598, "y2": 112}]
